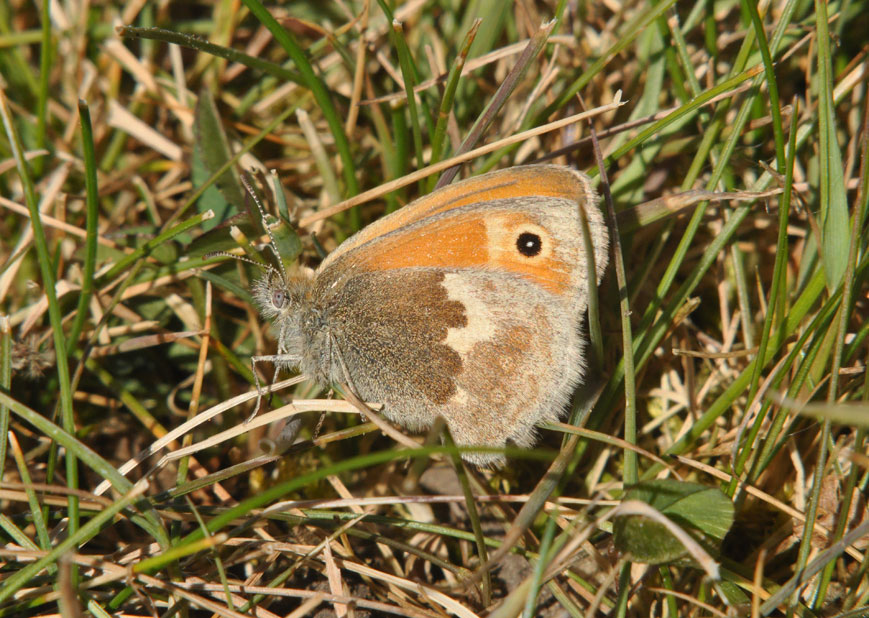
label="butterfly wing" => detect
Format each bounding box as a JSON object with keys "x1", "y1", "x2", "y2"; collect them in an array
[
  {"x1": 312, "y1": 165, "x2": 608, "y2": 464},
  {"x1": 321, "y1": 165, "x2": 605, "y2": 271}
]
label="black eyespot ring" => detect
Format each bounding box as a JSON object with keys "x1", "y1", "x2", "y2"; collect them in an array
[
  {"x1": 272, "y1": 290, "x2": 286, "y2": 309},
  {"x1": 516, "y1": 232, "x2": 542, "y2": 257}
]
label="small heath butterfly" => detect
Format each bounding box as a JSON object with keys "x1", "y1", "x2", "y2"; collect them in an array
[{"x1": 252, "y1": 165, "x2": 608, "y2": 464}]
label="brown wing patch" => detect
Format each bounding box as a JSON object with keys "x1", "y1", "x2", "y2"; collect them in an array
[{"x1": 322, "y1": 270, "x2": 466, "y2": 406}]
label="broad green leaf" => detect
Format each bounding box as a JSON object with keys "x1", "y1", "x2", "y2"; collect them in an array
[{"x1": 613, "y1": 479, "x2": 734, "y2": 564}]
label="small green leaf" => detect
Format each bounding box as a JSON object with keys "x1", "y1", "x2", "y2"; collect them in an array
[
  {"x1": 716, "y1": 580, "x2": 750, "y2": 606},
  {"x1": 613, "y1": 479, "x2": 734, "y2": 564},
  {"x1": 815, "y1": 0, "x2": 848, "y2": 292},
  {"x1": 819, "y1": 139, "x2": 848, "y2": 291},
  {"x1": 238, "y1": 172, "x2": 303, "y2": 272},
  {"x1": 264, "y1": 213, "x2": 303, "y2": 273},
  {"x1": 267, "y1": 172, "x2": 303, "y2": 270},
  {"x1": 193, "y1": 86, "x2": 245, "y2": 231},
  {"x1": 614, "y1": 515, "x2": 687, "y2": 564}
]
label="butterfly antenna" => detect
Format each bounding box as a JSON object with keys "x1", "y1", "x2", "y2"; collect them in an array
[
  {"x1": 204, "y1": 250, "x2": 282, "y2": 281},
  {"x1": 241, "y1": 173, "x2": 289, "y2": 283},
  {"x1": 204, "y1": 250, "x2": 263, "y2": 269}
]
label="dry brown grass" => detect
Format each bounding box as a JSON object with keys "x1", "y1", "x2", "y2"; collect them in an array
[{"x1": 1, "y1": 0, "x2": 867, "y2": 616}]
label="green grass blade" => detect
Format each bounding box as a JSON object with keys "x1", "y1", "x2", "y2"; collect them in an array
[
  {"x1": 241, "y1": 0, "x2": 360, "y2": 224},
  {"x1": 66, "y1": 102, "x2": 100, "y2": 349}
]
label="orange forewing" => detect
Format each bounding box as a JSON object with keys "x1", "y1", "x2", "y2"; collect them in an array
[
  {"x1": 332, "y1": 210, "x2": 571, "y2": 295},
  {"x1": 324, "y1": 165, "x2": 591, "y2": 266}
]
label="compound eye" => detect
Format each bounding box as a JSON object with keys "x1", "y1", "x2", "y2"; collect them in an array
[{"x1": 272, "y1": 289, "x2": 286, "y2": 309}]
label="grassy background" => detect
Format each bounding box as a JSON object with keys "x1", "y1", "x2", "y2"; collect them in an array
[{"x1": 1, "y1": 0, "x2": 867, "y2": 615}]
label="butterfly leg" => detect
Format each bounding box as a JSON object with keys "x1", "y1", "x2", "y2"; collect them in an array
[{"x1": 248, "y1": 353, "x2": 299, "y2": 422}]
